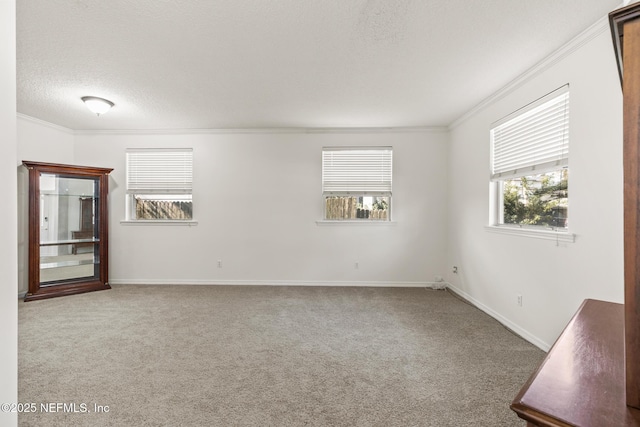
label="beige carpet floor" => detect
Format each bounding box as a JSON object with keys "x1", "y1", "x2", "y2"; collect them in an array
[{"x1": 18, "y1": 285, "x2": 544, "y2": 426}]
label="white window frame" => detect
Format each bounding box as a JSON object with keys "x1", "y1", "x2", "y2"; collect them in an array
[
  {"x1": 319, "y1": 146, "x2": 393, "y2": 223},
  {"x1": 487, "y1": 85, "x2": 574, "y2": 242},
  {"x1": 121, "y1": 148, "x2": 197, "y2": 225}
]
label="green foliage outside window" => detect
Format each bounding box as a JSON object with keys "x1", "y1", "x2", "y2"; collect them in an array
[{"x1": 503, "y1": 170, "x2": 568, "y2": 228}]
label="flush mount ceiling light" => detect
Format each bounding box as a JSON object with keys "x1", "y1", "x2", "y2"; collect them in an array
[{"x1": 81, "y1": 96, "x2": 114, "y2": 116}]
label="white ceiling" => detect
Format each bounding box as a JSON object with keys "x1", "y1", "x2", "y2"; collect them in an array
[{"x1": 17, "y1": 0, "x2": 621, "y2": 131}]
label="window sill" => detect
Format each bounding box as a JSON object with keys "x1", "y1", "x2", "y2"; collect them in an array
[
  {"x1": 120, "y1": 220, "x2": 198, "y2": 226},
  {"x1": 316, "y1": 220, "x2": 396, "y2": 226},
  {"x1": 485, "y1": 225, "x2": 575, "y2": 243}
]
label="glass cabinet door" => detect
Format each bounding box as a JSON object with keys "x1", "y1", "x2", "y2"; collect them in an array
[
  {"x1": 23, "y1": 161, "x2": 113, "y2": 301},
  {"x1": 39, "y1": 174, "x2": 100, "y2": 286}
]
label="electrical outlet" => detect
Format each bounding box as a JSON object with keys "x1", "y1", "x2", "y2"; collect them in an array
[
  {"x1": 217, "y1": 260, "x2": 222, "y2": 268},
  {"x1": 517, "y1": 295, "x2": 523, "y2": 307},
  {"x1": 453, "y1": 266, "x2": 458, "y2": 274},
  {"x1": 355, "y1": 262, "x2": 359, "y2": 269}
]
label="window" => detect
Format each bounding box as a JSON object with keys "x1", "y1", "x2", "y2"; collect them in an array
[
  {"x1": 490, "y1": 86, "x2": 569, "y2": 230},
  {"x1": 322, "y1": 147, "x2": 392, "y2": 221},
  {"x1": 126, "y1": 149, "x2": 193, "y2": 220}
]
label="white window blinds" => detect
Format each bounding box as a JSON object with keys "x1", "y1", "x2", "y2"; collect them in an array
[
  {"x1": 491, "y1": 86, "x2": 569, "y2": 180},
  {"x1": 322, "y1": 147, "x2": 392, "y2": 195},
  {"x1": 126, "y1": 149, "x2": 193, "y2": 193}
]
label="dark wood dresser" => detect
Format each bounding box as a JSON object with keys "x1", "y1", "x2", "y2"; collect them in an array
[{"x1": 511, "y1": 299, "x2": 640, "y2": 426}]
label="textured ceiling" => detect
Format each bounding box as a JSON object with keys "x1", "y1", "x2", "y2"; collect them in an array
[{"x1": 17, "y1": 0, "x2": 621, "y2": 131}]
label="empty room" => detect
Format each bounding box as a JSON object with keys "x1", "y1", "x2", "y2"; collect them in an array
[{"x1": 2, "y1": 0, "x2": 639, "y2": 426}]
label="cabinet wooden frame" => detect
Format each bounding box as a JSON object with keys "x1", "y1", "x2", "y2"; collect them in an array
[
  {"x1": 611, "y1": 3, "x2": 640, "y2": 409},
  {"x1": 23, "y1": 161, "x2": 113, "y2": 301}
]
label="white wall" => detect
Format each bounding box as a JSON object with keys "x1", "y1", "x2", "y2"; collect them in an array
[
  {"x1": 447, "y1": 23, "x2": 624, "y2": 349},
  {"x1": 17, "y1": 115, "x2": 75, "y2": 163},
  {"x1": 1, "y1": 1, "x2": 17, "y2": 426},
  {"x1": 73, "y1": 130, "x2": 449, "y2": 286},
  {"x1": 16, "y1": 116, "x2": 75, "y2": 294}
]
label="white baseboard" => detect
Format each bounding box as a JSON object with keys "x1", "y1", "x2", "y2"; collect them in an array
[
  {"x1": 445, "y1": 283, "x2": 551, "y2": 352},
  {"x1": 108, "y1": 279, "x2": 439, "y2": 288},
  {"x1": 16, "y1": 281, "x2": 447, "y2": 299}
]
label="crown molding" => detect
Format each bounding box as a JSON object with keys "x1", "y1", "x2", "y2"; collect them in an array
[
  {"x1": 17, "y1": 112, "x2": 447, "y2": 135},
  {"x1": 17, "y1": 113, "x2": 74, "y2": 134},
  {"x1": 449, "y1": 14, "x2": 611, "y2": 130},
  {"x1": 17, "y1": 111, "x2": 448, "y2": 139},
  {"x1": 72, "y1": 125, "x2": 448, "y2": 136}
]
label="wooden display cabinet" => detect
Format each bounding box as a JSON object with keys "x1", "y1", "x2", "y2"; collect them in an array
[{"x1": 23, "y1": 161, "x2": 113, "y2": 301}]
